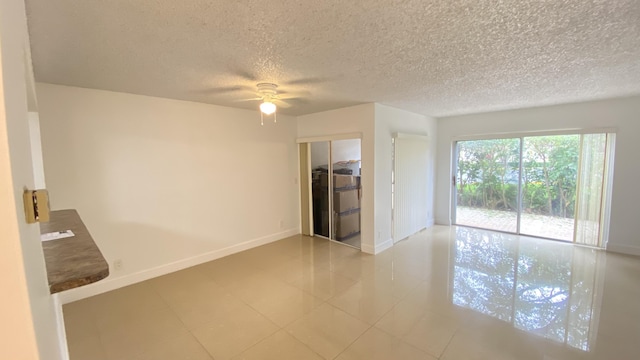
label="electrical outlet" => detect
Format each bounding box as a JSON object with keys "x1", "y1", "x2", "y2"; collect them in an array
[
  {"x1": 279, "y1": 220, "x2": 285, "y2": 229},
  {"x1": 113, "y1": 259, "x2": 123, "y2": 271}
]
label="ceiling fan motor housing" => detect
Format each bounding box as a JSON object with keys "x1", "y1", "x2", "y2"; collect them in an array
[{"x1": 257, "y1": 83, "x2": 278, "y2": 100}]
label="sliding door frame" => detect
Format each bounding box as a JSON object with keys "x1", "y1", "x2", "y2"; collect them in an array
[{"x1": 451, "y1": 127, "x2": 616, "y2": 247}]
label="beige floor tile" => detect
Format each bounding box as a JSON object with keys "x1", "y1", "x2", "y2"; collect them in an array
[
  {"x1": 63, "y1": 300, "x2": 101, "y2": 343},
  {"x1": 367, "y1": 266, "x2": 423, "y2": 299},
  {"x1": 67, "y1": 334, "x2": 108, "y2": 360},
  {"x1": 92, "y1": 282, "x2": 169, "y2": 331},
  {"x1": 327, "y1": 242, "x2": 362, "y2": 258},
  {"x1": 290, "y1": 266, "x2": 357, "y2": 301},
  {"x1": 149, "y1": 267, "x2": 228, "y2": 306},
  {"x1": 62, "y1": 230, "x2": 640, "y2": 360},
  {"x1": 401, "y1": 280, "x2": 480, "y2": 322},
  {"x1": 170, "y1": 292, "x2": 248, "y2": 330},
  {"x1": 223, "y1": 273, "x2": 300, "y2": 305},
  {"x1": 242, "y1": 248, "x2": 300, "y2": 270},
  {"x1": 402, "y1": 310, "x2": 459, "y2": 358},
  {"x1": 195, "y1": 254, "x2": 260, "y2": 286},
  {"x1": 262, "y1": 257, "x2": 327, "y2": 284},
  {"x1": 296, "y1": 241, "x2": 360, "y2": 268},
  {"x1": 233, "y1": 330, "x2": 323, "y2": 360},
  {"x1": 298, "y1": 245, "x2": 335, "y2": 267},
  {"x1": 440, "y1": 325, "x2": 542, "y2": 360},
  {"x1": 254, "y1": 235, "x2": 330, "y2": 259},
  {"x1": 374, "y1": 298, "x2": 428, "y2": 338},
  {"x1": 100, "y1": 307, "x2": 189, "y2": 360},
  {"x1": 327, "y1": 255, "x2": 380, "y2": 281},
  {"x1": 286, "y1": 303, "x2": 369, "y2": 360},
  {"x1": 250, "y1": 285, "x2": 324, "y2": 327},
  {"x1": 328, "y1": 278, "x2": 401, "y2": 325},
  {"x1": 335, "y1": 327, "x2": 435, "y2": 360},
  {"x1": 191, "y1": 302, "x2": 279, "y2": 360},
  {"x1": 132, "y1": 334, "x2": 213, "y2": 360}
]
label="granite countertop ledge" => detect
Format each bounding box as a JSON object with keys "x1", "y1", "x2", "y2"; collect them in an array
[{"x1": 40, "y1": 209, "x2": 109, "y2": 294}]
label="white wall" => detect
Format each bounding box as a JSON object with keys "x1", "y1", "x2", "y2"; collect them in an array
[
  {"x1": 435, "y1": 96, "x2": 640, "y2": 255},
  {"x1": 297, "y1": 104, "x2": 376, "y2": 253},
  {"x1": 375, "y1": 104, "x2": 437, "y2": 250},
  {"x1": 37, "y1": 83, "x2": 300, "y2": 300},
  {"x1": 0, "y1": 0, "x2": 64, "y2": 358},
  {"x1": 28, "y1": 112, "x2": 46, "y2": 188}
]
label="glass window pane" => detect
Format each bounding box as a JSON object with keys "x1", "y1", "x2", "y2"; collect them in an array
[{"x1": 455, "y1": 138, "x2": 521, "y2": 233}]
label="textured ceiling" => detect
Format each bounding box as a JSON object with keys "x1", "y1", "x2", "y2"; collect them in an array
[{"x1": 25, "y1": 0, "x2": 640, "y2": 117}]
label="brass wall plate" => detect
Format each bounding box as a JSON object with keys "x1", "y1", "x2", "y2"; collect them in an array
[{"x1": 23, "y1": 189, "x2": 50, "y2": 224}]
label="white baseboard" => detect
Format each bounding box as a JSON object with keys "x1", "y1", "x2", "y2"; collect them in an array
[
  {"x1": 58, "y1": 228, "x2": 299, "y2": 304},
  {"x1": 606, "y1": 243, "x2": 640, "y2": 257},
  {"x1": 374, "y1": 238, "x2": 394, "y2": 254},
  {"x1": 362, "y1": 238, "x2": 394, "y2": 254},
  {"x1": 426, "y1": 218, "x2": 435, "y2": 228},
  {"x1": 361, "y1": 242, "x2": 375, "y2": 254}
]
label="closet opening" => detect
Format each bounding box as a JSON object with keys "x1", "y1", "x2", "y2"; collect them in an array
[{"x1": 300, "y1": 138, "x2": 362, "y2": 249}]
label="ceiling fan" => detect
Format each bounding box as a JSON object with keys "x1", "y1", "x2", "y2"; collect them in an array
[
  {"x1": 241, "y1": 83, "x2": 305, "y2": 125},
  {"x1": 200, "y1": 71, "x2": 327, "y2": 124}
]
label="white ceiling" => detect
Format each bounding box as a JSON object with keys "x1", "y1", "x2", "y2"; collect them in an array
[{"x1": 25, "y1": 0, "x2": 640, "y2": 117}]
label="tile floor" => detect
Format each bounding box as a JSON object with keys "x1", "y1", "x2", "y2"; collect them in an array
[{"x1": 64, "y1": 226, "x2": 640, "y2": 359}]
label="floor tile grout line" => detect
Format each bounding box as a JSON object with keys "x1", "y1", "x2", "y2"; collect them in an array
[
  {"x1": 437, "y1": 327, "x2": 460, "y2": 360},
  {"x1": 144, "y1": 267, "x2": 290, "y2": 359},
  {"x1": 370, "y1": 301, "x2": 441, "y2": 358},
  {"x1": 322, "y1": 301, "x2": 375, "y2": 360},
  {"x1": 238, "y1": 327, "x2": 327, "y2": 360},
  {"x1": 188, "y1": 269, "x2": 330, "y2": 358}
]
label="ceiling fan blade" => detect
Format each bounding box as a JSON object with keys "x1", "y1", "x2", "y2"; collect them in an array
[
  {"x1": 277, "y1": 88, "x2": 311, "y2": 97},
  {"x1": 277, "y1": 94, "x2": 306, "y2": 101},
  {"x1": 230, "y1": 68, "x2": 258, "y2": 82},
  {"x1": 233, "y1": 97, "x2": 263, "y2": 102},
  {"x1": 284, "y1": 77, "x2": 329, "y2": 86},
  {"x1": 198, "y1": 85, "x2": 254, "y2": 95},
  {"x1": 272, "y1": 99, "x2": 293, "y2": 108}
]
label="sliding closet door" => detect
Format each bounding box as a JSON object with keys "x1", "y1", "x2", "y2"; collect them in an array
[
  {"x1": 310, "y1": 142, "x2": 330, "y2": 238},
  {"x1": 331, "y1": 139, "x2": 362, "y2": 248}
]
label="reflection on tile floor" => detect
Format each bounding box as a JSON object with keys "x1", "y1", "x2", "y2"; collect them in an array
[{"x1": 64, "y1": 226, "x2": 640, "y2": 359}]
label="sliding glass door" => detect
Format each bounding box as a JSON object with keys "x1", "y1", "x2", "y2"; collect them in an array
[
  {"x1": 454, "y1": 132, "x2": 613, "y2": 247},
  {"x1": 520, "y1": 135, "x2": 580, "y2": 241},
  {"x1": 456, "y1": 138, "x2": 521, "y2": 233}
]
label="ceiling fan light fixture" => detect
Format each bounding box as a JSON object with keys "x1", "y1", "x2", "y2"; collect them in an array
[{"x1": 260, "y1": 101, "x2": 276, "y2": 115}]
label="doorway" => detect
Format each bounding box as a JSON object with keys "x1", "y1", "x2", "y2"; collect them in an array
[
  {"x1": 453, "y1": 132, "x2": 614, "y2": 247},
  {"x1": 301, "y1": 138, "x2": 362, "y2": 249}
]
